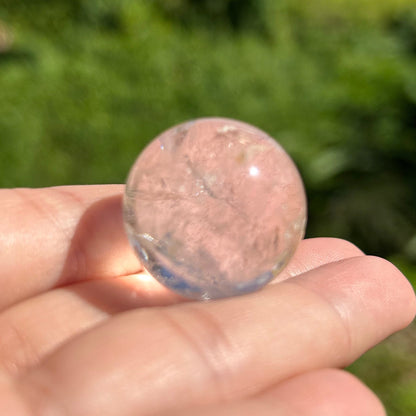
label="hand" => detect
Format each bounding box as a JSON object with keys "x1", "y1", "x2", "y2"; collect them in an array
[{"x1": 0, "y1": 185, "x2": 414, "y2": 416}]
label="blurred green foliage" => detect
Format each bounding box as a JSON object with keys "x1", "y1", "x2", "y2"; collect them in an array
[
  {"x1": 0, "y1": 0, "x2": 415, "y2": 414},
  {"x1": 349, "y1": 320, "x2": 416, "y2": 416}
]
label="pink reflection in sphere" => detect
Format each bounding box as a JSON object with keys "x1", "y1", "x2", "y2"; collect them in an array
[{"x1": 124, "y1": 118, "x2": 307, "y2": 300}]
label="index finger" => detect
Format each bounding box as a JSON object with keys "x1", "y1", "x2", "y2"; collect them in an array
[
  {"x1": 0, "y1": 185, "x2": 141, "y2": 310},
  {"x1": 0, "y1": 185, "x2": 364, "y2": 311}
]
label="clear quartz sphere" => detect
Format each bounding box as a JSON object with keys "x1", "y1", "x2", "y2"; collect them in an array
[{"x1": 124, "y1": 118, "x2": 307, "y2": 300}]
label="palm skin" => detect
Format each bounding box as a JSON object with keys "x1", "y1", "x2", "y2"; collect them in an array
[{"x1": 0, "y1": 185, "x2": 414, "y2": 416}]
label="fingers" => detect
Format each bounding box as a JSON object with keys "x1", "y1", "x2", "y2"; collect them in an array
[
  {"x1": 0, "y1": 238, "x2": 363, "y2": 376},
  {"x1": 16, "y1": 256, "x2": 415, "y2": 416},
  {"x1": 0, "y1": 182, "x2": 363, "y2": 311},
  {"x1": 0, "y1": 183, "x2": 363, "y2": 311},
  {"x1": 276, "y1": 237, "x2": 364, "y2": 281},
  {"x1": 0, "y1": 186, "x2": 141, "y2": 310},
  {"x1": 175, "y1": 369, "x2": 386, "y2": 416},
  {"x1": 0, "y1": 274, "x2": 184, "y2": 376},
  {"x1": 263, "y1": 369, "x2": 385, "y2": 416}
]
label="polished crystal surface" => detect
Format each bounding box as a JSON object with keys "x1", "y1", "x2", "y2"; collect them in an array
[{"x1": 124, "y1": 118, "x2": 307, "y2": 300}]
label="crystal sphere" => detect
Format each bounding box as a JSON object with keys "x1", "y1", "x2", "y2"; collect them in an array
[{"x1": 124, "y1": 118, "x2": 307, "y2": 300}]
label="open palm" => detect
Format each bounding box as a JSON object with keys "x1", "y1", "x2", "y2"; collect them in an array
[{"x1": 1, "y1": 185, "x2": 415, "y2": 415}]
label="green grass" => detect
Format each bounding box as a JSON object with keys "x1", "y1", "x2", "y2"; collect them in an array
[
  {"x1": 0, "y1": 1, "x2": 415, "y2": 413},
  {"x1": 348, "y1": 259, "x2": 416, "y2": 415}
]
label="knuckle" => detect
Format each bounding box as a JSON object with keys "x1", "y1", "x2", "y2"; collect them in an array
[
  {"x1": 159, "y1": 304, "x2": 236, "y2": 400},
  {"x1": 0, "y1": 315, "x2": 39, "y2": 376}
]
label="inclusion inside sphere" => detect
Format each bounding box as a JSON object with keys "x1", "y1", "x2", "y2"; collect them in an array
[{"x1": 124, "y1": 118, "x2": 307, "y2": 300}]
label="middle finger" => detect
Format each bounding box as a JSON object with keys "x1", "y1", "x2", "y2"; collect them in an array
[
  {"x1": 0, "y1": 238, "x2": 362, "y2": 376},
  {"x1": 16, "y1": 256, "x2": 415, "y2": 416}
]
